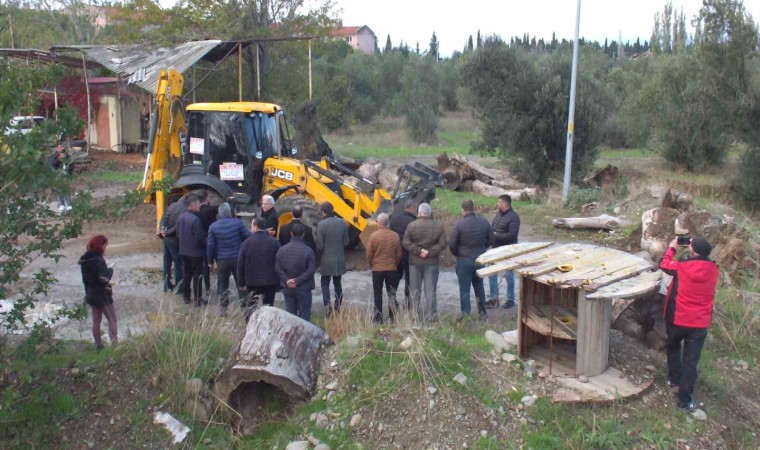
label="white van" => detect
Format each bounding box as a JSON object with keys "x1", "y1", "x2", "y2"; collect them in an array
[{"x1": 5, "y1": 116, "x2": 46, "y2": 135}]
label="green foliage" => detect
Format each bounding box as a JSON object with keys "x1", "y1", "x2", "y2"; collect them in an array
[
  {"x1": 438, "y1": 61, "x2": 459, "y2": 112},
  {"x1": 565, "y1": 187, "x2": 600, "y2": 209},
  {"x1": 463, "y1": 41, "x2": 608, "y2": 185},
  {"x1": 736, "y1": 144, "x2": 760, "y2": 209},
  {"x1": 402, "y1": 57, "x2": 440, "y2": 143}
]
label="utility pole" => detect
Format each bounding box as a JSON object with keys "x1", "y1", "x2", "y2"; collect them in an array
[
  {"x1": 8, "y1": 14, "x2": 14, "y2": 49},
  {"x1": 562, "y1": 0, "x2": 582, "y2": 203}
]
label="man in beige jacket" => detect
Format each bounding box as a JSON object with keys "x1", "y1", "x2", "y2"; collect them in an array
[
  {"x1": 366, "y1": 213, "x2": 403, "y2": 323},
  {"x1": 402, "y1": 203, "x2": 447, "y2": 322}
]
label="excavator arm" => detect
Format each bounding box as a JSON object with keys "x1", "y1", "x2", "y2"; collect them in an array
[{"x1": 138, "y1": 69, "x2": 186, "y2": 232}]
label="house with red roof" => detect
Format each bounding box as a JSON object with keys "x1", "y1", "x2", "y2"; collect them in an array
[{"x1": 331, "y1": 25, "x2": 376, "y2": 54}]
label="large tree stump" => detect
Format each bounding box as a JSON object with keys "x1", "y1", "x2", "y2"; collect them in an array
[
  {"x1": 213, "y1": 307, "x2": 332, "y2": 425},
  {"x1": 552, "y1": 214, "x2": 632, "y2": 230}
]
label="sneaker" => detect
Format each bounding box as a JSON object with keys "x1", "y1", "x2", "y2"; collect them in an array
[
  {"x1": 503, "y1": 300, "x2": 516, "y2": 309},
  {"x1": 678, "y1": 398, "x2": 696, "y2": 412},
  {"x1": 65, "y1": 205, "x2": 73, "y2": 211},
  {"x1": 58, "y1": 205, "x2": 65, "y2": 213}
]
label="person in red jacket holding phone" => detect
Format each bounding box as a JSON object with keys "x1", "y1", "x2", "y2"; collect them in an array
[{"x1": 659, "y1": 235, "x2": 719, "y2": 412}]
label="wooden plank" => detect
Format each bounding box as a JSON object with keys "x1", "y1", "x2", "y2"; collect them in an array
[
  {"x1": 576, "y1": 292, "x2": 611, "y2": 377},
  {"x1": 548, "y1": 251, "x2": 644, "y2": 283},
  {"x1": 476, "y1": 242, "x2": 554, "y2": 265},
  {"x1": 529, "y1": 342, "x2": 576, "y2": 377},
  {"x1": 523, "y1": 305, "x2": 578, "y2": 340},
  {"x1": 585, "y1": 262, "x2": 655, "y2": 292},
  {"x1": 512, "y1": 244, "x2": 587, "y2": 272},
  {"x1": 528, "y1": 248, "x2": 623, "y2": 279},
  {"x1": 477, "y1": 260, "x2": 521, "y2": 278},
  {"x1": 586, "y1": 270, "x2": 662, "y2": 300},
  {"x1": 551, "y1": 367, "x2": 654, "y2": 404}
]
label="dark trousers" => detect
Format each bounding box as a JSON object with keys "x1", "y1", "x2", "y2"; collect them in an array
[
  {"x1": 455, "y1": 258, "x2": 487, "y2": 316},
  {"x1": 395, "y1": 257, "x2": 411, "y2": 308},
  {"x1": 242, "y1": 284, "x2": 278, "y2": 322},
  {"x1": 201, "y1": 251, "x2": 211, "y2": 294},
  {"x1": 91, "y1": 303, "x2": 117, "y2": 348},
  {"x1": 162, "y1": 242, "x2": 182, "y2": 291},
  {"x1": 284, "y1": 286, "x2": 313, "y2": 322},
  {"x1": 321, "y1": 275, "x2": 343, "y2": 309},
  {"x1": 666, "y1": 323, "x2": 708, "y2": 405},
  {"x1": 372, "y1": 270, "x2": 400, "y2": 322},
  {"x1": 216, "y1": 257, "x2": 242, "y2": 308},
  {"x1": 181, "y1": 255, "x2": 203, "y2": 304}
]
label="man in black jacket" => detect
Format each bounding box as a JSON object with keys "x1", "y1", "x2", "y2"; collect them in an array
[
  {"x1": 195, "y1": 190, "x2": 218, "y2": 296},
  {"x1": 160, "y1": 199, "x2": 187, "y2": 292},
  {"x1": 261, "y1": 195, "x2": 279, "y2": 237},
  {"x1": 177, "y1": 193, "x2": 206, "y2": 305},
  {"x1": 278, "y1": 205, "x2": 316, "y2": 251},
  {"x1": 276, "y1": 222, "x2": 317, "y2": 321},
  {"x1": 449, "y1": 200, "x2": 494, "y2": 319},
  {"x1": 489, "y1": 194, "x2": 520, "y2": 309},
  {"x1": 238, "y1": 217, "x2": 281, "y2": 321},
  {"x1": 389, "y1": 199, "x2": 417, "y2": 308}
]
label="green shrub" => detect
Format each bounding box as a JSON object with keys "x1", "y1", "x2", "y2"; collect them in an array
[
  {"x1": 402, "y1": 57, "x2": 440, "y2": 143},
  {"x1": 566, "y1": 187, "x2": 600, "y2": 209},
  {"x1": 736, "y1": 144, "x2": 760, "y2": 209}
]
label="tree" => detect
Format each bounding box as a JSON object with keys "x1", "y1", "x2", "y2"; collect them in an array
[
  {"x1": 384, "y1": 34, "x2": 392, "y2": 52},
  {"x1": 402, "y1": 56, "x2": 440, "y2": 143},
  {"x1": 476, "y1": 29, "x2": 482, "y2": 48},
  {"x1": 0, "y1": 62, "x2": 91, "y2": 334},
  {"x1": 429, "y1": 32, "x2": 439, "y2": 60},
  {"x1": 467, "y1": 35, "x2": 474, "y2": 52},
  {"x1": 462, "y1": 42, "x2": 608, "y2": 185}
]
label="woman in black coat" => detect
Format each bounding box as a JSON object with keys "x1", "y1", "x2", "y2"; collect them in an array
[{"x1": 78, "y1": 235, "x2": 118, "y2": 349}]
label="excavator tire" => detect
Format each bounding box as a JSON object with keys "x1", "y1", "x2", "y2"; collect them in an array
[{"x1": 274, "y1": 195, "x2": 322, "y2": 231}]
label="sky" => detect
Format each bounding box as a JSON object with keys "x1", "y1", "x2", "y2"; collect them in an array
[{"x1": 333, "y1": 0, "x2": 760, "y2": 56}]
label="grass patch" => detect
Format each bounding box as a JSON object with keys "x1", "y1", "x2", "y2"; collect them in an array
[
  {"x1": 81, "y1": 170, "x2": 143, "y2": 184},
  {"x1": 432, "y1": 189, "x2": 533, "y2": 217}
]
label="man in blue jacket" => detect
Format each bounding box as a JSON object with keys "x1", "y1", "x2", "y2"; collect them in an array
[
  {"x1": 177, "y1": 193, "x2": 206, "y2": 306},
  {"x1": 238, "y1": 217, "x2": 281, "y2": 321},
  {"x1": 207, "y1": 203, "x2": 251, "y2": 315},
  {"x1": 276, "y1": 221, "x2": 317, "y2": 321}
]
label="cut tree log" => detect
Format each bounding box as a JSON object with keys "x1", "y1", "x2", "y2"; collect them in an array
[
  {"x1": 583, "y1": 164, "x2": 619, "y2": 188},
  {"x1": 470, "y1": 180, "x2": 536, "y2": 199},
  {"x1": 357, "y1": 162, "x2": 382, "y2": 184},
  {"x1": 552, "y1": 214, "x2": 632, "y2": 231},
  {"x1": 378, "y1": 167, "x2": 399, "y2": 191},
  {"x1": 213, "y1": 306, "x2": 332, "y2": 426}
]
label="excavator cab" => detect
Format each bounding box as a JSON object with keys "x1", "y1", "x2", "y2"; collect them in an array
[{"x1": 179, "y1": 102, "x2": 294, "y2": 208}]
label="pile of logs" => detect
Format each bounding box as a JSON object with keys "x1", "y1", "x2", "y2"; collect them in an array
[{"x1": 435, "y1": 152, "x2": 536, "y2": 200}]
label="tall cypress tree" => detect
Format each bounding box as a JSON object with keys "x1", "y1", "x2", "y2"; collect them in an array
[
  {"x1": 429, "y1": 32, "x2": 439, "y2": 59},
  {"x1": 384, "y1": 34, "x2": 392, "y2": 52},
  {"x1": 467, "y1": 35, "x2": 474, "y2": 52},
  {"x1": 476, "y1": 30, "x2": 482, "y2": 48}
]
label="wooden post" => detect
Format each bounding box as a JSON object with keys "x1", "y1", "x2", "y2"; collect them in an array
[
  {"x1": 256, "y1": 44, "x2": 261, "y2": 100},
  {"x1": 308, "y1": 39, "x2": 312, "y2": 101},
  {"x1": 81, "y1": 51, "x2": 91, "y2": 153},
  {"x1": 576, "y1": 292, "x2": 611, "y2": 377},
  {"x1": 192, "y1": 67, "x2": 196, "y2": 103},
  {"x1": 117, "y1": 75, "x2": 123, "y2": 152},
  {"x1": 53, "y1": 86, "x2": 58, "y2": 120},
  {"x1": 237, "y1": 42, "x2": 243, "y2": 102}
]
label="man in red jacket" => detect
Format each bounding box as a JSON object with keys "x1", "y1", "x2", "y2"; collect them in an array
[{"x1": 659, "y1": 236, "x2": 719, "y2": 412}]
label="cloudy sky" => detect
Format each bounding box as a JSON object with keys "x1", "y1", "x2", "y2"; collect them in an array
[{"x1": 334, "y1": 0, "x2": 759, "y2": 55}]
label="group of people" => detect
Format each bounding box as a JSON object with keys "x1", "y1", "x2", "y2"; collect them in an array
[
  {"x1": 77, "y1": 187, "x2": 719, "y2": 414},
  {"x1": 156, "y1": 190, "x2": 524, "y2": 324}
]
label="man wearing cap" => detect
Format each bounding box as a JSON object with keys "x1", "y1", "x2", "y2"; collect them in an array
[{"x1": 659, "y1": 236, "x2": 719, "y2": 412}]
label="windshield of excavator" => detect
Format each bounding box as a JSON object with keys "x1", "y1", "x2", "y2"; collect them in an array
[{"x1": 245, "y1": 112, "x2": 279, "y2": 160}]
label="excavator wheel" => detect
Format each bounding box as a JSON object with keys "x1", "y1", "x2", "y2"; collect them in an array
[{"x1": 274, "y1": 195, "x2": 322, "y2": 231}]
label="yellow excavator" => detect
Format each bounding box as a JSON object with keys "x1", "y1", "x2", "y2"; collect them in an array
[{"x1": 139, "y1": 69, "x2": 441, "y2": 245}]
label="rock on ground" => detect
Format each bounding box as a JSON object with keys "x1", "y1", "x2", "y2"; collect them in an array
[
  {"x1": 453, "y1": 373, "x2": 468, "y2": 386},
  {"x1": 286, "y1": 441, "x2": 310, "y2": 450}
]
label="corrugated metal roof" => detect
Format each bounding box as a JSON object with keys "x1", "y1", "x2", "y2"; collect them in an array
[{"x1": 52, "y1": 40, "x2": 223, "y2": 94}]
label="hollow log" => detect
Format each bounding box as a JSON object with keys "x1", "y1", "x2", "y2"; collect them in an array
[
  {"x1": 213, "y1": 306, "x2": 332, "y2": 424},
  {"x1": 442, "y1": 166, "x2": 462, "y2": 190},
  {"x1": 552, "y1": 214, "x2": 632, "y2": 230}
]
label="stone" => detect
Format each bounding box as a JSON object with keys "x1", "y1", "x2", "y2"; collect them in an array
[
  {"x1": 286, "y1": 441, "x2": 310, "y2": 450},
  {"x1": 480, "y1": 430, "x2": 488, "y2": 437},
  {"x1": 377, "y1": 423, "x2": 384, "y2": 433},
  {"x1": 70, "y1": 368, "x2": 80, "y2": 376},
  {"x1": 578, "y1": 375, "x2": 589, "y2": 383},
  {"x1": 307, "y1": 434, "x2": 321, "y2": 446},
  {"x1": 613, "y1": 206, "x2": 622, "y2": 215},
  {"x1": 325, "y1": 381, "x2": 339, "y2": 391},
  {"x1": 519, "y1": 418, "x2": 528, "y2": 425},
  {"x1": 453, "y1": 373, "x2": 468, "y2": 386},
  {"x1": 645, "y1": 365, "x2": 657, "y2": 373},
  {"x1": 735, "y1": 360, "x2": 749, "y2": 371},
  {"x1": 345, "y1": 335, "x2": 361, "y2": 348},
  {"x1": 456, "y1": 407, "x2": 466, "y2": 416},
  {"x1": 524, "y1": 366, "x2": 537, "y2": 378},
  {"x1": 309, "y1": 413, "x2": 317, "y2": 422},
  {"x1": 204, "y1": 438, "x2": 212, "y2": 444},
  {"x1": 88, "y1": 442, "x2": 95, "y2": 449},
  {"x1": 692, "y1": 409, "x2": 707, "y2": 421},
  {"x1": 399, "y1": 337, "x2": 414, "y2": 350},
  {"x1": 314, "y1": 445, "x2": 331, "y2": 450},
  {"x1": 185, "y1": 378, "x2": 204, "y2": 396},
  {"x1": 315, "y1": 413, "x2": 329, "y2": 428},
  {"x1": 521, "y1": 395, "x2": 536, "y2": 407},
  {"x1": 427, "y1": 386, "x2": 438, "y2": 395},
  {"x1": 326, "y1": 391, "x2": 335, "y2": 401},
  {"x1": 429, "y1": 400, "x2": 436, "y2": 409},
  {"x1": 538, "y1": 372, "x2": 547, "y2": 379},
  {"x1": 501, "y1": 353, "x2": 518, "y2": 363},
  {"x1": 330, "y1": 360, "x2": 338, "y2": 368},
  {"x1": 485, "y1": 330, "x2": 513, "y2": 353},
  {"x1": 350, "y1": 413, "x2": 362, "y2": 428}
]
